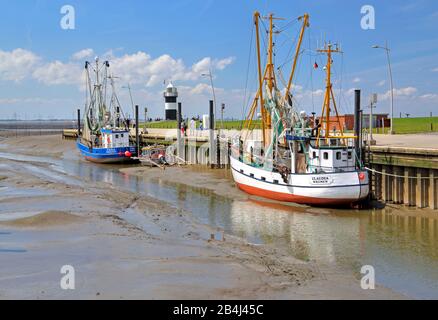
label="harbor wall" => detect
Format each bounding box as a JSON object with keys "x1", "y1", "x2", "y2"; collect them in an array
[{"x1": 366, "y1": 146, "x2": 438, "y2": 210}]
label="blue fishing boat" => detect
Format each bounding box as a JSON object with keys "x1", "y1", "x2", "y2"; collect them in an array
[{"x1": 77, "y1": 58, "x2": 137, "y2": 163}]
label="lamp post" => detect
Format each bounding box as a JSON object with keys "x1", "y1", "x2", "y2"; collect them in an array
[
  {"x1": 372, "y1": 42, "x2": 394, "y2": 134},
  {"x1": 201, "y1": 70, "x2": 217, "y2": 130},
  {"x1": 368, "y1": 94, "x2": 377, "y2": 145}
]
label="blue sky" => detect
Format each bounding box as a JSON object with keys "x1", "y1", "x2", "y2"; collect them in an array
[{"x1": 0, "y1": 0, "x2": 437, "y2": 119}]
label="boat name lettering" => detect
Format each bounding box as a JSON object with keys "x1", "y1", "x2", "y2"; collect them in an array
[{"x1": 311, "y1": 176, "x2": 333, "y2": 184}]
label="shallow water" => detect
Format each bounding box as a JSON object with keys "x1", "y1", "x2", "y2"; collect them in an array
[{"x1": 1, "y1": 151, "x2": 437, "y2": 299}]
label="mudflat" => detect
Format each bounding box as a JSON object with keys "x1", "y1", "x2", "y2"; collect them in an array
[{"x1": 0, "y1": 135, "x2": 404, "y2": 299}]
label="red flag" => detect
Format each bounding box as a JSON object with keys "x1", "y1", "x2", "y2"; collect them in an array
[{"x1": 314, "y1": 62, "x2": 319, "y2": 69}]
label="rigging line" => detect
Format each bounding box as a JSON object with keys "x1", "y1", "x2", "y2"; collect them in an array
[
  {"x1": 240, "y1": 25, "x2": 255, "y2": 129},
  {"x1": 276, "y1": 22, "x2": 300, "y2": 49},
  {"x1": 309, "y1": 31, "x2": 315, "y2": 113},
  {"x1": 337, "y1": 52, "x2": 345, "y2": 114},
  {"x1": 364, "y1": 167, "x2": 438, "y2": 180},
  {"x1": 276, "y1": 18, "x2": 299, "y2": 33},
  {"x1": 277, "y1": 48, "x2": 305, "y2": 71},
  {"x1": 276, "y1": 30, "x2": 301, "y2": 70}
]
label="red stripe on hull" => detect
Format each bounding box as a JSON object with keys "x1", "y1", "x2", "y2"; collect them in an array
[
  {"x1": 84, "y1": 156, "x2": 134, "y2": 164},
  {"x1": 236, "y1": 182, "x2": 360, "y2": 206}
]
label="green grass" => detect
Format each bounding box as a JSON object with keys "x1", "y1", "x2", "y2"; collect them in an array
[{"x1": 392, "y1": 117, "x2": 438, "y2": 134}]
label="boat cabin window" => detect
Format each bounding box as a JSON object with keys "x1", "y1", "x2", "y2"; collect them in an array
[
  {"x1": 348, "y1": 152, "x2": 352, "y2": 160},
  {"x1": 274, "y1": 180, "x2": 279, "y2": 184},
  {"x1": 336, "y1": 152, "x2": 341, "y2": 160},
  {"x1": 323, "y1": 152, "x2": 329, "y2": 160},
  {"x1": 121, "y1": 134, "x2": 124, "y2": 138},
  {"x1": 261, "y1": 177, "x2": 266, "y2": 181},
  {"x1": 313, "y1": 151, "x2": 317, "y2": 159},
  {"x1": 250, "y1": 173, "x2": 254, "y2": 178}
]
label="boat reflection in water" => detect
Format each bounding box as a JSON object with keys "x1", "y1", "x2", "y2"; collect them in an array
[{"x1": 228, "y1": 198, "x2": 438, "y2": 298}]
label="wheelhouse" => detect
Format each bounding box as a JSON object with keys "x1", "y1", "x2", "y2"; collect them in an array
[{"x1": 101, "y1": 128, "x2": 130, "y2": 148}]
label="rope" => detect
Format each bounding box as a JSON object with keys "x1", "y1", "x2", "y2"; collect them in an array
[{"x1": 364, "y1": 167, "x2": 437, "y2": 180}]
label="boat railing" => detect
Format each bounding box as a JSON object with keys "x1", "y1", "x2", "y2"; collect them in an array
[
  {"x1": 310, "y1": 137, "x2": 356, "y2": 149},
  {"x1": 307, "y1": 164, "x2": 358, "y2": 174}
]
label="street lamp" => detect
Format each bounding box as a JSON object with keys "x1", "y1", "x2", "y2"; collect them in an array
[
  {"x1": 372, "y1": 42, "x2": 395, "y2": 134},
  {"x1": 201, "y1": 70, "x2": 217, "y2": 130}
]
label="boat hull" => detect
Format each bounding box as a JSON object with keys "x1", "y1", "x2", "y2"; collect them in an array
[
  {"x1": 77, "y1": 141, "x2": 137, "y2": 164},
  {"x1": 230, "y1": 157, "x2": 369, "y2": 206}
]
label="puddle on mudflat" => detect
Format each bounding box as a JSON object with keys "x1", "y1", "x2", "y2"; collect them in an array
[
  {"x1": 0, "y1": 187, "x2": 56, "y2": 199},
  {"x1": 0, "y1": 249, "x2": 27, "y2": 253}
]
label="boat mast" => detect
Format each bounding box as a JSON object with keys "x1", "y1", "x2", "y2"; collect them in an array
[
  {"x1": 316, "y1": 43, "x2": 352, "y2": 145},
  {"x1": 254, "y1": 11, "x2": 266, "y2": 147},
  {"x1": 284, "y1": 14, "x2": 310, "y2": 102}
]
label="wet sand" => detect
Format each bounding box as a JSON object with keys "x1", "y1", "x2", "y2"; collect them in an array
[{"x1": 0, "y1": 135, "x2": 405, "y2": 299}]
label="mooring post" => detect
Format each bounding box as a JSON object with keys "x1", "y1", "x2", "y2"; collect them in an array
[
  {"x1": 177, "y1": 102, "x2": 182, "y2": 161},
  {"x1": 77, "y1": 108, "x2": 81, "y2": 138},
  {"x1": 354, "y1": 90, "x2": 361, "y2": 163},
  {"x1": 209, "y1": 100, "x2": 216, "y2": 168},
  {"x1": 216, "y1": 133, "x2": 221, "y2": 168},
  {"x1": 135, "y1": 105, "x2": 140, "y2": 156}
]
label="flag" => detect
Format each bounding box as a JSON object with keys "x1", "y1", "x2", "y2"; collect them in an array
[{"x1": 314, "y1": 62, "x2": 319, "y2": 69}]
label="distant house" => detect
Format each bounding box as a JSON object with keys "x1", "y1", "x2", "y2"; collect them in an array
[{"x1": 316, "y1": 114, "x2": 389, "y2": 131}]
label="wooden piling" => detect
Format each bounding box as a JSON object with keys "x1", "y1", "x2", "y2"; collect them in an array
[
  {"x1": 404, "y1": 168, "x2": 412, "y2": 206},
  {"x1": 416, "y1": 169, "x2": 426, "y2": 208},
  {"x1": 393, "y1": 167, "x2": 403, "y2": 204},
  {"x1": 429, "y1": 169, "x2": 437, "y2": 210},
  {"x1": 382, "y1": 166, "x2": 388, "y2": 202}
]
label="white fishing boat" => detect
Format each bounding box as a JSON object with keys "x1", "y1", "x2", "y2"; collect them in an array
[{"x1": 230, "y1": 12, "x2": 369, "y2": 206}]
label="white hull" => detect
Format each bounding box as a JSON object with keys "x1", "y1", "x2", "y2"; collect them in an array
[{"x1": 230, "y1": 157, "x2": 369, "y2": 205}]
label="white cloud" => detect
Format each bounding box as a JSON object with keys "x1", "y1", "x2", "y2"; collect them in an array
[
  {"x1": 72, "y1": 49, "x2": 94, "y2": 61},
  {"x1": 352, "y1": 77, "x2": 361, "y2": 83},
  {"x1": 32, "y1": 61, "x2": 83, "y2": 85},
  {"x1": 420, "y1": 93, "x2": 438, "y2": 100},
  {"x1": 0, "y1": 48, "x2": 41, "y2": 82},
  {"x1": 189, "y1": 83, "x2": 212, "y2": 95},
  {"x1": 0, "y1": 48, "x2": 235, "y2": 89},
  {"x1": 432, "y1": 67, "x2": 438, "y2": 72},
  {"x1": 380, "y1": 87, "x2": 418, "y2": 100},
  {"x1": 103, "y1": 52, "x2": 235, "y2": 87},
  {"x1": 214, "y1": 57, "x2": 236, "y2": 70},
  {"x1": 377, "y1": 80, "x2": 386, "y2": 86}
]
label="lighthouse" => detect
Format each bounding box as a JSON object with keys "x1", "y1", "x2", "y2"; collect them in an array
[{"x1": 163, "y1": 82, "x2": 178, "y2": 120}]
